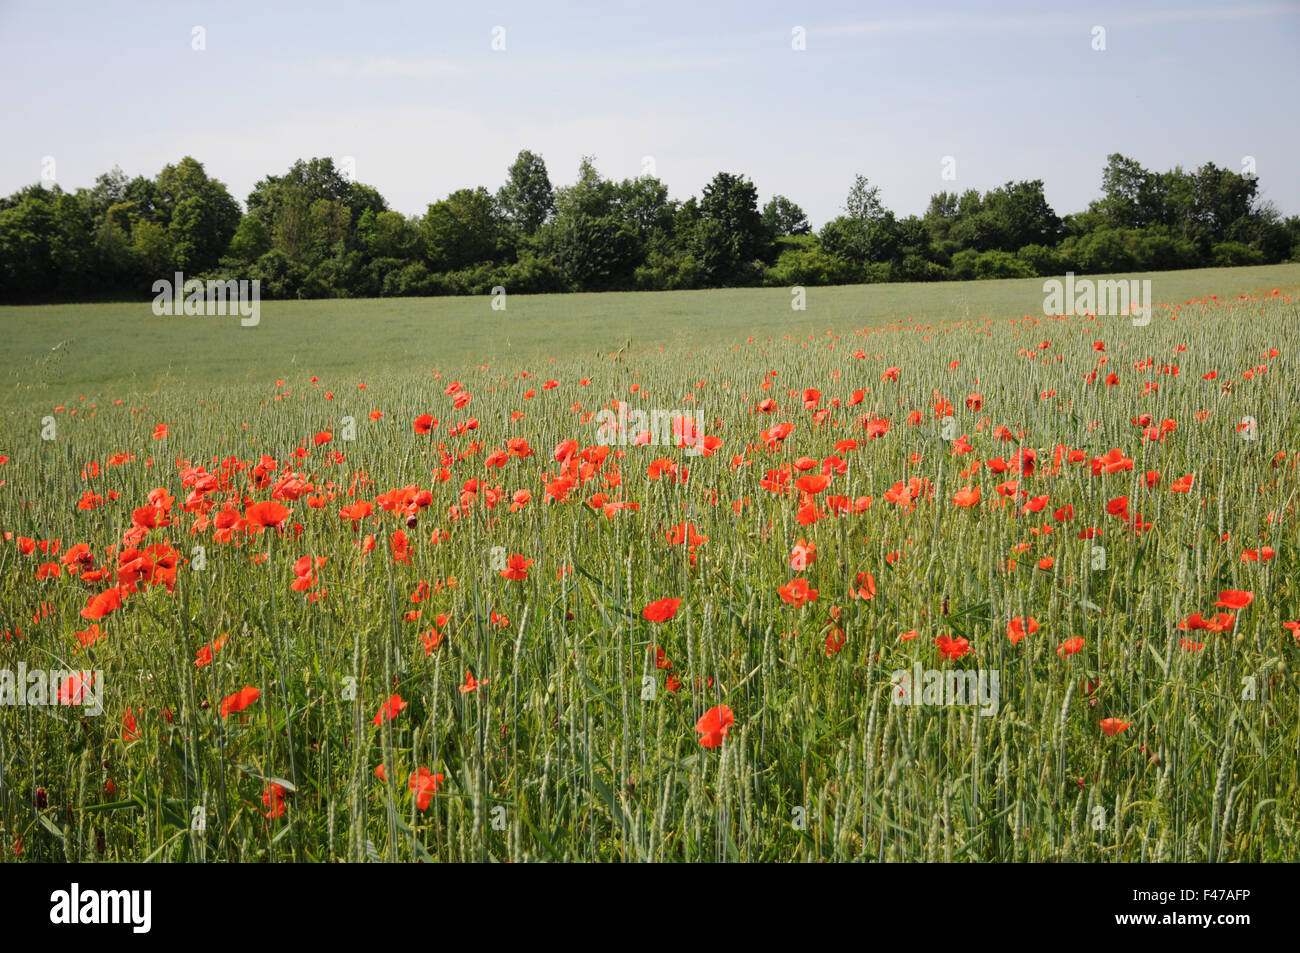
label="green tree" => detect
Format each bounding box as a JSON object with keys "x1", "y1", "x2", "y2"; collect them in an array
[
  {"x1": 421, "y1": 187, "x2": 505, "y2": 271},
  {"x1": 694, "y1": 172, "x2": 767, "y2": 284},
  {"x1": 227, "y1": 215, "x2": 272, "y2": 262},
  {"x1": 154, "y1": 157, "x2": 240, "y2": 270},
  {"x1": 614, "y1": 175, "x2": 675, "y2": 244},
  {"x1": 497, "y1": 150, "x2": 555, "y2": 236},
  {"x1": 761, "y1": 195, "x2": 810, "y2": 237},
  {"x1": 554, "y1": 156, "x2": 616, "y2": 220}
]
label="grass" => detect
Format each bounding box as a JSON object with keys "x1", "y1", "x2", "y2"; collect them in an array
[
  {"x1": 1, "y1": 262, "x2": 1299, "y2": 862},
  {"x1": 3, "y1": 263, "x2": 1297, "y2": 408}
]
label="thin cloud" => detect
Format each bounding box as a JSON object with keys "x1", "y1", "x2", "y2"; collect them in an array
[
  {"x1": 308, "y1": 56, "x2": 459, "y2": 79},
  {"x1": 816, "y1": 3, "x2": 1298, "y2": 38}
]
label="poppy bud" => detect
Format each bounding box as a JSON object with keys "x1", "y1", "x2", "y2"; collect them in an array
[
  {"x1": 200, "y1": 699, "x2": 210, "y2": 709},
  {"x1": 34, "y1": 787, "x2": 47, "y2": 809},
  {"x1": 405, "y1": 514, "x2": 418, "y2": 529}
]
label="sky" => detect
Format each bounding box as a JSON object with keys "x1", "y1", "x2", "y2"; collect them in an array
[{"x1": 2, "y1": 0, "x2": 1297, "y2": 228}]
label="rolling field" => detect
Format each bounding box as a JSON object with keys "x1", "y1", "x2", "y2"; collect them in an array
[{"x1": 2, "y1": 263, "x2": 1300, "y2": 862}]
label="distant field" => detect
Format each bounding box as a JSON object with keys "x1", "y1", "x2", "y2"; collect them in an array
[
  {"x1": 2, "y1": 263, "x2": 1298, "y2": 411},
  {"x1": 2, "y1": 262, "x2": 1299, "y2": 862}
]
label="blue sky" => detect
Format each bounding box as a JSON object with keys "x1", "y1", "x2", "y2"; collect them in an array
[{"x1": 2, "y1": 1, "x2": 1297, "y2": 227}]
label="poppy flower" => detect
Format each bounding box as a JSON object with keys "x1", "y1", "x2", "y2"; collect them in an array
[
  {"x1": 500, "y1": 554, "x2": 533, "y2": 581},
  {"x1": 790, "y1": 539, "x2": 816, "y2": 571},
  {"x1": 935, "y1": 634, "x2": 970, "y2": 660},
  {"x1": 825, "y1": 627, "x2": 846, "y2": 655},
  {"x1": 1007, "y1": 616, "x2": 1038, "y2": 644},
  {"x1": 642, "y1": 597, "x2": 682, "y2": 623},
  {"x1": 390, "y1": 530, "x2": 411, "y2": 563},
  {"x1": 1214, "y1": 590, "x2": 1253, "y2": 609},
  {"x1": 851, "y1": 571, "x2": 877, "y2": 600},
  {"x1": 778, "y1": 578, "x2": 818, "y2": 607},
  {"x1": 220, "y1": 686, "x2": 260, "y2": 718},
  {"x1": 245, "y1": 501, "x2": 291, "y2": 531},
  {"x1": 1241, "y1": 547, "x2": 1275, "y2": 562},
  {"x1": 695, "y1": 704, "x2": 734, "y2": 748},
  {"x1": 794, "y1": 473, "x2": 830, "y2": 495},
  {"x1": 121, "y1": 708, "x2": 139, "y2": 741},
  {"x1": 409, "y1": 768, "x2": 444, "y2": 810},
  {"x1": 195, "y1": 632, "x2": 228, "y2": 667},
  {"x1": 263, "y1": 783, "x2": 288, "y2": 819},
  {"x1": 58, "y1": 671, "x2": 96, "y2": 706},
  {"x1": 339, "y1": 501, "x2": 373, "y2": 527},
  {"x1": 80, "y1": 588, "x2": 123, "y2": 620},
  {"x1": 1057, "y1": 637, "x2": 1085, "y2": 658},
  {"x1": 414, "y1": 414, "x2": 436, "y2": 434},
  {"x1": 458, "y1": 670, "x2": 486, "y2": 694},
  {"x1": 1179, "y1": 612, "x2": 1235, "y2": 633},
  {"x1": 1100, "y1": 718, "x2": 1130, "y2": 736},
  {"x1": 372, "y1": 694, "x2": 407, "y2": 725},
  {"x1": 951, "y1": 487, "x2": 980, "y2": 507}
]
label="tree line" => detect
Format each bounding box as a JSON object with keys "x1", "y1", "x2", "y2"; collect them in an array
[{"x1": 1, "y1": 150, "x2": 1295, "y2": 302}]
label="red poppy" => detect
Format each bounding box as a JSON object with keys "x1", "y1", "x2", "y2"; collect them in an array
[
  {"x1": 220, "y1": 686, "x2": 260, "y2": 718},
  {"x1": 1214, "y1": 590, "x2": 1253, "y2": 609},
  {"x1": 371, "y1": 694, "x2": 407, "y2": 725},
  {"x1": 935, "y1": 634, "x2": 970, "y2": 660},
  {"x1": 1007, "y1": 616, "x2": 1038, "y2": 644},
  {"x1": 794, "y1": 473, "x2": 830, "y2": 495},
  {"x1": 409, "y1": 768, "x2": 445, "y2": 810},
  {"x1": 642, "y1": 597, "x2": 682, "y2": 623},
  {"x1": 245, "y1": 501, "x2": 291, "y2": 530},
  {"x1": 790, "y1": 539, "x2": 816, "y2": 570},
  {"x1": 695, "y1": 704, "x2": 734, "y2": 748},
  {"x1": 263, "y1": 783, "x2": 288, "y2": 819},
  {"x1": 195, "y1": 632, "x2": 228, "y2": 668},
  {"x1": 778, "y1": 578, "x2": 818, "y2": 607},
  {"x1": 851, "y1": 571, "x2": 876, "y2": 600},
  {"x1": 58, "y1": 671, "x2": 96, "y2": 706},
  {"x1": 1100, "y1": 718, "x2": 1130, "y2": 736},
  {"x1": 1057, "y1": 637, "x2": 1085, "y2": 658},
  {"x1": 121, "y1": 708, "x2": 139, "y2": 741},
  {"x1": 80, "y1": 588, "x2": 123, "y2": 620},
  {"x1": 500, "y1": 554, "x2": 533, "y2": 581}
]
